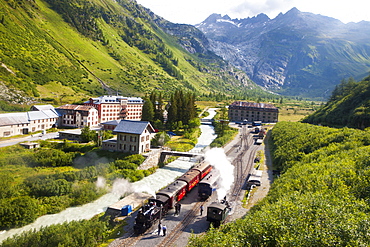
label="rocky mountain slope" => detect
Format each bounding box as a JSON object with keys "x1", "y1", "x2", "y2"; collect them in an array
[{"x1": 196, "y1": 8, "x2": 370, "y2": 99}]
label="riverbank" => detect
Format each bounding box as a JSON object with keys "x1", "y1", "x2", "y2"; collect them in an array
[{"x1": 0, "y1": 110, "x2": 218, "y2": 244}]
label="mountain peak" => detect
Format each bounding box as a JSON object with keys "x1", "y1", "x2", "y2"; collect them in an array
[
  {"x1": 202, "y1": 13, "x2": 222, "y2": 24},
  {"x1": 286, "y1": 7, "x2": 300, "y2": 15}
]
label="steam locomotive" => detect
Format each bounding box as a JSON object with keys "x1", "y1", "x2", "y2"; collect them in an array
[
  {"x1": 133, "y1": 160, "x2": 212, "y2": 234},
  {"x1": 206, "y1": 199, "x2": 231, "y2": 228},
  {"x1": 198, "y1": 168, "x2": 220, "y2": 201}
]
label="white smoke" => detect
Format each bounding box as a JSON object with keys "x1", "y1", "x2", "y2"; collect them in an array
[
  {"x1": 204, "y1": 148, "x2": 234, "y2": 201},
  {"x1": 111, "y1": 178, "x2": 133, "y2": 197},
  {"x1": 134, "y1": 184, "x2": 156, "y2": 198},
  {"x1": 95, "y1": 176, "x2": 107, "y2": 190}
]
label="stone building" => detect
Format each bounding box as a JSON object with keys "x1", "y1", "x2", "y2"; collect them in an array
[
  {"x1": 228, "y1": 101, "x2": 279, "y2": 123},
  {"x1": 102, "y1": 120, "x2": 155, "y2": 154}
]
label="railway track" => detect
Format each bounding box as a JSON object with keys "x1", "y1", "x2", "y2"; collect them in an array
[
  {"x1": 113, "y1": 200, "x2": 205, "y2": 247},
  {"x1": 157, "y1": 201, "x2": 204, "y2": 247},
  {"x1": 228, "y1": 127, "x2": 259, "y2": 213}
]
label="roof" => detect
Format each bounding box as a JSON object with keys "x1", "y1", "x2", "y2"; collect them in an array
[
  {"x1": 56, "y1": 104, "x2": 96, "y2": 112},
  {"x1": 100, "y1": 119, "x2": 121, "y2": 126},
  {"x1": 107, "y1": 192, "x2": 152, "y2": 211},
  {"x1": 31, "y1": 105, "x2": 55, "y2": 111},
  {"x1": 0, "y1": 110, "x2": 59, "y2": 126},
  {"x1": 0, "y1": 112, "x2": 29, "y2": 126},
  {"x1": 27, "y1": 110, "x2": 59, "y2": 121},
  {"x1": 113, "y1": 120, "x2": 154, "y2": 135},
  {"x1": 84, "y1": 95, "x2": 143, "y2": 105},
  {"x1": 229, "y1": 101, "x2": 278, "y2": 111}
]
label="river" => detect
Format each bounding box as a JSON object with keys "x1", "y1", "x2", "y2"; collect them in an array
[{"x1": 0, "y1": 108, "x2": 217, "y2": 243}]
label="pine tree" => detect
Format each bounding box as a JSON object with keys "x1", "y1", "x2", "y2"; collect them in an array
[
  {"x1": 141, "y1": 97, "x2": 154, "y2": 122},
  {"x1": 155, "y1": 92, "x2": 164, "y2": 122},
  {"x1": 167, "y1": 94, "x2": 177, "y2": 128}
]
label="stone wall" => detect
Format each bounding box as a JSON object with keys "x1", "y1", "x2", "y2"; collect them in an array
[{"x1": 138, "y1": 147, "x2": 170, "y2": 170}]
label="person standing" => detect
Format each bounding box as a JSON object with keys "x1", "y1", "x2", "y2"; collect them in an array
[
  {"x1": 158, "y1": 222, "x2": 162, "y2": 236},
  {"x1": 200, "y1": 205, "x2": 204, "y2": 216},
  {"x1": 162, "y1": 225, "x2": 167, "y2": 236}
]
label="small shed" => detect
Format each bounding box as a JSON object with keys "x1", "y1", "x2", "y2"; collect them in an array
[
  {"x1": 105, "y1": 192, "x2": 152, "y2": 218},
  {"x1": 20, "y1": 142, "x2": 40, "y2": 149}
]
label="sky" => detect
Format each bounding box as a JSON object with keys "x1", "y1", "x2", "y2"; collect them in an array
[{"x1": 135, "y1": 0, "x2": 369, "y2": 25}]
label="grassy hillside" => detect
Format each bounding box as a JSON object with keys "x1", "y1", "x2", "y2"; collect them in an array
[
  {"x1": 189, "y1": 122, "x2": 370, "y2": 246},
  {"x1": 302, "y1": 75, "x2": 370, "y2": 129},
  {"x1": 0, "y1": 0, "x2": 267, "y2": 109}
]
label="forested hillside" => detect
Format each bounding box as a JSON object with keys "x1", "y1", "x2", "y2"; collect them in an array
[
  {"x1": 189, "y1": 122, "x2": 370, "y2": 246},
  {"x1": 0, "y1": 0, "x2": 265, "y2": 109},
  {"x1": 302, "y1": 75, "x2": 370, "y2": 129}
]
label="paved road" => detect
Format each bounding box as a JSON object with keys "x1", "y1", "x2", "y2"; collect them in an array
[{"x1": 0, "y1": 132, "x2": 60, "y2": 148}]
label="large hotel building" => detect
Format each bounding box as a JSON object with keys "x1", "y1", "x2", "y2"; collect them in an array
[
  {"x1": 84, "y1": 95, "x2": 144, "y2": 122},
  {"x1": 228, "y1": 101, "x2": 279, "y2": 123}
]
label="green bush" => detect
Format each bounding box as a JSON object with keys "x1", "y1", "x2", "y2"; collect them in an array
[
  {"x1": 114, "y1": 160, "x2": 137, "y2": 170},
  {"x1": 0, "y1": 218, "x2": 109, "y2": 247},
  {"x1": 0, "y1": 196, "x2": 40, "y2": 230},
  {"x1": 33, "y1": 149, "x2": 76, "y2": 167}
]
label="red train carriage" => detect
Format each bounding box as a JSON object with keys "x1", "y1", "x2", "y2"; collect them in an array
[
  {"x1": 191, "y1": 161, "x2": 212, "y2": 179},
  {"x1": 177, "y1": 170, "x2": 202, "y2": 192},
  {"x1": 151, "y1": 180, "x2": 187, "y2": 211}
]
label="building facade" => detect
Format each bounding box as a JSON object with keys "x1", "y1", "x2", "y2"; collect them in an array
[
  {"x1": 102, "y1": 120, "x2": 155, "y2": 154},
  {"x1": 0, "y1": 108, "x2": 59, "y2": 137},
  {"x1": 56, "y1": 104, "x2": 98, "y2": 128},
  {"x1": 228, "y1": 101, "x2": 279, "y2": 123},
  {"x1": 84, "y1": 95, "x2": 144, "y2": 123}
]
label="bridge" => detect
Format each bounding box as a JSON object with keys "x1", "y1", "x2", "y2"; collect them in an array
[
  {"x1": 200, "y1": 118, "x2": 214, "y2": 124},
  {"x1": 159, "y1": 150, "x2": 204, "y2": 164}
]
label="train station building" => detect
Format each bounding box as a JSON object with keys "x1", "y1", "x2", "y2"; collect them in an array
[{"x1": 228, "y1": 101, "x2": 279, "y2": 123}]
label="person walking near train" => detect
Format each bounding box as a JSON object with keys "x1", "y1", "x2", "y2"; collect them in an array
[
  {"x1": 158, "y1": 222, "x2": 162, "y2": 236},
  {"x1": 175, "y1": 203, "x2": 181, "y2": 215},
  {"x1": 162, "y1": 225, "x2": 167, "y2": 236}
]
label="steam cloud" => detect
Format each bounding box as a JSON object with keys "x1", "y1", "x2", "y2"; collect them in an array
[
  {"x1": 96, "y1": 176, "x2": 107, "y2": 190},
  {"x1": 204, "y1": 148, "x2": 234, "y2": 200},
  {"x1": 111, "y1": 178, "x2": 133, "y2": 197},
  {"x1": 134, "y1": 184, "x2": 157, "y2": 198}
]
